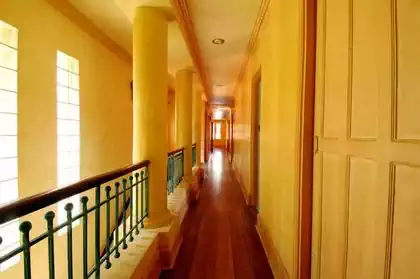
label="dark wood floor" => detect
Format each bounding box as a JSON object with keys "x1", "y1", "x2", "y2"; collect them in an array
[{"x1": 160, "y1": 150, "x2": 274, "y2": 279}]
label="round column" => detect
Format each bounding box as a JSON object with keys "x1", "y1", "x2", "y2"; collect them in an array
[
  {"x1": 133, "y1": 7, "x2": 170, "y2": 227},
  {"x1": 193, "y1": 90, "x2": 203, "y2": 166},
  {"x1": 175, "y1": 68, "x2": 193, "y2": 186}
]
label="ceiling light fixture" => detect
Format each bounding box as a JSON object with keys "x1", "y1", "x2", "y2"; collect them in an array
[{"x1": 212, "y1": 38, "x2": 225, "y2": 45}]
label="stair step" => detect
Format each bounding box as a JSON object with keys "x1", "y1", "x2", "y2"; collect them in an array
[
  {"x1": 100, "y1": 228, "x2": 158, "y2": 279},
  {"x1": 100, "y1": 191, "x2": 187, "y2": 279},
  {"x1": 101, "y1": 262, "x2": 132, "y2": 278}
]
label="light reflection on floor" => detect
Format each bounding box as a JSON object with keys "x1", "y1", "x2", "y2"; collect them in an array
[
  {"x1": 208, "y1": 149, "x2": 225, "y2": 195},
  {"x1": 159, "y1": 146, "x2": 274, "y2": 279},
  {"x1": 210, "y1": 149, "x2": 224, "y2": 175}
]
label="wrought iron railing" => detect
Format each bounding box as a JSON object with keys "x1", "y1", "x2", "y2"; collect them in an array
[
  {"x1": 192, "y1": 143, "x2": 197, "y2": 166},
  {"x1": 167, "y1": 148, "x2": 184, "y2": 194},
  {"x1": 0, "y1": 160, "x2": 150, "y2": 279}
]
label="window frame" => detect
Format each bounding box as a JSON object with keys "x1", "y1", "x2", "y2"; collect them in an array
[
  {"x1": 56, "y1": 50, "x2": 81, "y2": 230},
  {"x1": 0, "y1": 19, "x2": 20, "y2": 271}
]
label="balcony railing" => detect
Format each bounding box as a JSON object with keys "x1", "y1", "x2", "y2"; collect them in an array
[
  {"x1": 0, "y1": 160, "x2": 150, "y2": 279},
  {"x1": 192, "y1": 143, "x2": 197, "y2": 166},
  {"x1": 167, "y1": 148, "x2": 184, "y2": 194}
]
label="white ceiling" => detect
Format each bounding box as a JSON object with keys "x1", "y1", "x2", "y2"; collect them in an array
[
  {"x1": 66, "y1": 0, "x2": 261, "y2": 105},
  {"x1": 189, "y1": 0, "x2": 260, "y2": 104}
]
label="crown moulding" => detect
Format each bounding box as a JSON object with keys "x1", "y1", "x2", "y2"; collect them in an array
[
  {"x1": 231, "y1": 0, "x2": 270, "y2": 96},
  {"x1": 170, "y1": 0, "x2": 212, "y2": 102}
]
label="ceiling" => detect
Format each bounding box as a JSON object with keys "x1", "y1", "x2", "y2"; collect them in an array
[
  {"x1": 66, "y1": 0, "x2": 261, "y2": 106},
  {"x1": 189, "y1": 0, "x2": 260, "y2": 105}
]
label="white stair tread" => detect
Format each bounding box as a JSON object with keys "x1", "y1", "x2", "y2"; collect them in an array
[
  {"x1": 100, "y1": 228, "x2": 158, "y2": 279},
  {"x1": 167, "y1": 188, "x2": 187, "y2": 214},
  {"x1": 100, "y1": 188, "x2": 187, "y2": 279}
]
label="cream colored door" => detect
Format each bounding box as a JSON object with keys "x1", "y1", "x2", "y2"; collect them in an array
[{"x1": 311, "y1": 0, "x2": 420, "y2": 278}]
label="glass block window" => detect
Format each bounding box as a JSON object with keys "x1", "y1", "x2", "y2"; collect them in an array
[
  {"x1": 56, "y1": 51, "x2": 80, "y2": 227},
  {"x1": 0, "y1": 20, "x2": 20, "y2": 271}
]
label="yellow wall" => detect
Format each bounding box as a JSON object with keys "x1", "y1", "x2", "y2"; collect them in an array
[
  {"x1": 200, "y1": 99, "x2": 206, "y2": 163},
  {"x1": 0, "y1": 0, "x2": 133, "y2": 277},
  {"x1": 232, "y1": 0, "x2": 304, "y2": 278},
  {"x1": 192, "y1": 89, "x2": 204, "y2": 164},
  {"x1": 168, "y1": 89, "x2": 176, "y2": 151}
]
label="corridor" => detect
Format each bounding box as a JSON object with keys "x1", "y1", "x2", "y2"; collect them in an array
[{"x1": 160, "y1": 150, "x2": 273, "y2": 279}]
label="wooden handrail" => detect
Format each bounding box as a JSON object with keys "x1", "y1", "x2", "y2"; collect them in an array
[
  {"x1": 168, "y1": 147, "x2": 184, "y2": 157},
  {"x1": 167, "y1": 145, "x2": 197, "y2": 157},
  {"x1": 0, "y1": 160, "x2": 150, "y2": 224}
]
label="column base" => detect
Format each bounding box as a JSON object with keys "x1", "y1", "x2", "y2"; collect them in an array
[
  {"x1": 180, "y1": 175, "x2": 193, "y2": 189},
  {"x1": 144, "y1": 210, "x2": 173, "y2": 229}
]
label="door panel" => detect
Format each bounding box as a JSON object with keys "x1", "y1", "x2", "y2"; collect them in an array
[
  {"x1": 346, "y1": 157, "x2": 388, "y2": 279},
  {"x1": 319, "y1": 153, "x2": 347, "y2": 279},
  {"x1": 350, "y1": 0, "x2": 383, "y2": 140},
  {"x1": 391, "y1": 164, "x2": 420, "y2": 278},
  {"x1": 395, "y1": 0, "x2": 420, "y2": 140},
  {"x1": 312, "y1": 0, "x2": 420, "y2": 278},
  {"x1": 322, "y1": 0, "x2": 348, "y2": 139}
]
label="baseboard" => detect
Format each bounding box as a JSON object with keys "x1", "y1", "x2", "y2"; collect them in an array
[
  {"x1": 158, "y1": 216, "x2": 183, "y2": 270},
  {"x1": 232, "y1": 169, "x2": 252, "y2": 205},
  {"x1": 166, "y1": 232, "x2": 182, "y2": 269},
  {"x1": 153, "y1": 189, "x2": 189, "y2": 276},
  {"x1": 129, "y1": 222, "x2": 183, "y2": 279},
  {"x1": 131, "y1": 189, "x2": 188, "y2": 279},
  {"x1": 256, "y1": 216, "x2": 289, "y2": 279},
  {"x1": 130, "y1": 235, "x2": 162, "y2": 279}
]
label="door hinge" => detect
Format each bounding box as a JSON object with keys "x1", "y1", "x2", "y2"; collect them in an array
[{"x1": 314, "y1": 135, "x2": 319, "y2": 154}]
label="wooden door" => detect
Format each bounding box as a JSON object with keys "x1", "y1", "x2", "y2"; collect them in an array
[
  {"x1": 251, "y1": 74, "x2": 262, "y2": 209},
  {"x1": 204, "y1": 110, "x2": 209, "y2": 162},
  {"x1": 231, "y1": 112, "x2": 234, "y2": 162},
  {"x1": 211, "y1": 121, "x2": 214, "y2": 152},
  {"x1": 311, "y1": 0, "x2": 420, "y2": 278}
]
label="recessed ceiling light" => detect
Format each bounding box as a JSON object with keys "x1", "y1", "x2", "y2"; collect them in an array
[{"x1": 212, "y1": 38, "x2": 225, "y2": 45}]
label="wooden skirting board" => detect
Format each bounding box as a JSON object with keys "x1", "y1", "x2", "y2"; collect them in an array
[
  {"x1": 256, "y1": 216, "x2": 289, "y2": 279},
  {"x1": 233, "y1": 166, "x2": 252, "y2": 205},
  {"x1": 132, "y1": 189, "x2": 188, "y2": 279}
]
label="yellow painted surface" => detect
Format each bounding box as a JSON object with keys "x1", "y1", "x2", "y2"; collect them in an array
[
  {"x1": 192, "y1": 89, "x2": 202, "y2": 165},
  {"x1": 232, "y1": 0, "x2": 304, "y2": 277},
  {"x1": 168, "y1": 89, "x2": 176, "y2": 151},
  {"x1": 200, "y1": 99, "x2": 206, "y2": 163},
  {"x1": 0, "y1": 0, "x2": 133, "y2": 278},
  {"x1": 233, "y1": 56, "x2": 258, "y2": 199},
  {"x1": 311, "y1": 0, "x2": 420, "y2": 278},
  {"x1": 133, "y1": 6, "x2": 170, "y2": 227},
  {"x1": 175, "y1": 68, "x2": 193, "y2": 185},
  {"x1": 46, "y1": 0, "x2": 131, "y2": 63}
]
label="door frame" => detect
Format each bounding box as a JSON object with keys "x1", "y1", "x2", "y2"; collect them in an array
[
  {"x1": 250, "y1": 68, "x2": 262, "y2": 208},
  {"x1": 298, "y1": 0, "x2": 317, "y2": 277},
  {"x1": 205, "y1": 107, "x2": 213, "y2": 159},
  {"x1": 210, "y1": 121, "x2": 214, "y2": 152},
  {"x1": 204, "y1": 107, "x2": 210, "y2": 162},
  {"x1": 230, "y1": 111, "x2": 234, "y2": 162}
]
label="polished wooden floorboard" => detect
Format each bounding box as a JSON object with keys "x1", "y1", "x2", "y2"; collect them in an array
[{"x1": 160, "y1": 150, "x2": 274, "y2": 279}]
